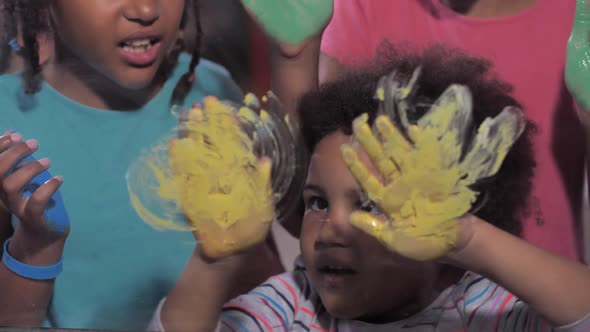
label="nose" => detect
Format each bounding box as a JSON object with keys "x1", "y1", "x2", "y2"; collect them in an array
[
  {"x1": 123, "y1": 0, "x2": 161, "y2": 26},
  {"x1": 314, "y1": 205, "x2": 355, "y2": 249}
]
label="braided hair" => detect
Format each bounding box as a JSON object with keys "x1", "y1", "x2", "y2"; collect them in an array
[
  {"x1": 0, "y1": 0, "x2": 18, "y2": 73},
  {"x1": 1, "y1": 0, "x2": 202, "y2": 106}
]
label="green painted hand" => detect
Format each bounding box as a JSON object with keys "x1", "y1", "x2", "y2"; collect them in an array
[
  {"x1": 241, "y1": 0, "x2": 333, "y2": 46},
  {"x1": 566, "y1": 0, "x2": 590, "y2": 110}
]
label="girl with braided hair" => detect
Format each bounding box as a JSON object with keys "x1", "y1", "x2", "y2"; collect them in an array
[
  {"x1": 0, "y1": 1, "x2": 282, "y2": 330},
  {"x1": 0, "y1": 0, "x2": 52, "y2": 74}
]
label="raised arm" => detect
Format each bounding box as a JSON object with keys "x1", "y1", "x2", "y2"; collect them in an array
[
  {"x1": 239, "y1": 0, "x2": 333, "y2": 237},
  {"x1": 0, "y1": 132, "x2": 68, "y2": 326},
  {"x1": 156, "y1": 98, "x2": 277, "y2": 331},
  {"x1": 566, "y1": 0, "x2": 590, "y2": 193},
  {"x1": 241, "y1": 0, "x2": 333, "y2": 119},
  {"x1": 447, "y1": 216, "x2": 590, "y2": 327},
  {"x1": 343, "y1": 72, "x2": 590, "y2": 328}
]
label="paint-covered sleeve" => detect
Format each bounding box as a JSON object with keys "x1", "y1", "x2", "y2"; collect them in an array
[
  {"x1": 320, "y1": 0, "x2": 374, "y2": 66},
  {"x1": 458, "y1": 274, "x2": 590, "y2": 331}
]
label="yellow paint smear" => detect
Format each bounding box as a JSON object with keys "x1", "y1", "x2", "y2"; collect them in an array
[
  {"x1": 343, "y1": 74, "x2": 524, "y2": 261},
  {"x1": 128, "y1": 96, "x2": 274, "y2": 258}
]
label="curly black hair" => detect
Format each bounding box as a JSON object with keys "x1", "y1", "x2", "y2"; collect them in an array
[
  {"x1": 0, "y1": 0, "x2": 202, "y2": 106},
  {"x1": 298, "y1": 43, "x2": 536, "y2": 236}
]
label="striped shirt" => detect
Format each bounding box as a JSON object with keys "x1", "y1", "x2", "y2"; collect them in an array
[{"x1": 149, "y1": 260, "x2": 590, "y2": 331}]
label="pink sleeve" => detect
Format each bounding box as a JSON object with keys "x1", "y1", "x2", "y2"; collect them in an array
[{"x1": 321, "y1": 0, "x2": 374, "y2": 67}]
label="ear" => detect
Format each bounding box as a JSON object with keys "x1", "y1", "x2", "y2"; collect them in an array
[{"x1": 37, "y1": 33, "x2": 53, "y2": 65}]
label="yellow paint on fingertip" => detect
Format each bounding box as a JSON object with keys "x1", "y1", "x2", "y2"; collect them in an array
[
  {"x1": 376, "y1": 87, "x2": 385, "y2": 101},
  {"x1": 244, "y1": 92, "x2": 259, "y2": 106}
]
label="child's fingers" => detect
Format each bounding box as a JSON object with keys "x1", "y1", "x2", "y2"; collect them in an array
[
  {"x1": 375, "y1": 115, "x2": 413, "y2": 172},
  {"x1": 177, "y1": 108, "x2": 192, "y2": 139},
  {"x1": 0, "y1": 132, "x2": 20, "y2": 153},
  {"x1": 461, "y1": 106, "x2": 525, "y2": 183},
  {"x1": 257, "y1": 157, "x2": 272, "y2": 187},
  {"x1": 24, "y1": 175, "x2": 65, "y2": 232},
  {"x1": 351, "y1": 114, "x2": 399, "y2": 179},
  {"x1": 383, "y1": 229, "x2": 452, "y2": 262},
  {"x1": 3, "y1": 158, "x2": 50, "y2": 209},
  {"x1": 0, "y1": 140, "x2": 38, "y2": 177},
  {"x1": 179, "y1": 104, "x2": 206, "y2": 140},
  {"x1": 416, "y1": 85, "x2": 471, "y2": 138},
  {"x1": 349, "y1": 210, "x2": 386, "y2": 240},
  {"x1": 340, "y1": 144, "x2": 385, "y2": 200}
]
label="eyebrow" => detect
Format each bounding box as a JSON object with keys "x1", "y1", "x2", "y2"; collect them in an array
[
  {"x1": 303, "y1": 184, "x2": 325, "y2": 195},
  {"x1": 303, "y1": 184, "x2": 364, "y2": 202}
]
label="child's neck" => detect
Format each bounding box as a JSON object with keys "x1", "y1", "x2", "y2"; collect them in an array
[
  {"x1": 43, "y1": 50, "x2": 165, "y2": 111},
  {"x1": 441, "y1": 0, "x2": 538, "y2": 17}
]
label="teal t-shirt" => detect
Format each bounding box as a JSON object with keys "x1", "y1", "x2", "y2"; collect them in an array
[{"x1": 0, "y1": 55, "x2": 242, "y2": 331}]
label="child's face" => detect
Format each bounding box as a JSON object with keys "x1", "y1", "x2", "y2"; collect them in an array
[
  {"x1": 50, "y1": 0, "x2": 185, "y2": 90},
  {"x1": 301, "y1": 132, "x2": 441, "y2": 322}
]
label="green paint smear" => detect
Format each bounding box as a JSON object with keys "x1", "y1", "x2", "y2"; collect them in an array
[
  {"x1": 242, "y1": 0, "x2": 333, "y2": 45},
  {"x1": 566, "y1": 0, "x2": 590, "y2": 110}
]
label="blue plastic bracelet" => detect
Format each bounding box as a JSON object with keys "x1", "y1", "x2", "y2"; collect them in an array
[{"x1": 2, "y1": 238, "x2": 63, "y2": 280}]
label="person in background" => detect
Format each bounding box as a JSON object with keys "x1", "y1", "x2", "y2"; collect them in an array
[{"x1": 295, "y1": 0, "x2": 586, "y2": 261}]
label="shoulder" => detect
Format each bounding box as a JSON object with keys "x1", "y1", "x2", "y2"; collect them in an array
[
  {"x1": 0, "y1": 73, "x2": 23, "y2": 98},
  {"x1": 450, "y1": 273, "x2": 530, "y2": 329},
  {"x1": 453, "y1": 272, "x2": 506, "y2": 307},
  {"x1": 176, "y1": 54, "x2": 243, "y2": 103},
  {"x1": 195, "y1": 58, "x2": 232, "y2": 79},
  {"x1": 222, "y1": 270, "x2": 319, "y2": 328},
  {"x1": 0, "y1": 74, "x2": 32, "y2": 131}
]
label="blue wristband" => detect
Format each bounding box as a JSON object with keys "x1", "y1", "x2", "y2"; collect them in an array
[{"x1": 2, "y1": 238, "x2": 63, "y2": 280}]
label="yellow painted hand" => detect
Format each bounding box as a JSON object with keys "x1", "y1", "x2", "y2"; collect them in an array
[
  {"x1": 169, "y1": 96, "x2": 274, "y2": 259},
  {"x1": 341, "y1": 71, "x2": 525, "y2": 261}
]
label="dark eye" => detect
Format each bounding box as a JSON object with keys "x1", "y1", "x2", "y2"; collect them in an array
[
  {"x1": 360, "y1": 200, "x2": 381, "y2": 216},
  {"x1": 305, "y1": 196, "x2": 328, "y2": 212}
]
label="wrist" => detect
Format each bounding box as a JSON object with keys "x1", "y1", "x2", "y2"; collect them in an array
[
  {"x1": 8, "y1": 230, "x2": 66, "y2": 266},
  {"x1": 444, "y1": 216, "x2": 490, "y2": 273},
  {"x1": 194, "y1": 245, "x2": 251, "y2": 276},
  {"x1": 272, "y1": 35, "x2": 322, "y2": 60}
]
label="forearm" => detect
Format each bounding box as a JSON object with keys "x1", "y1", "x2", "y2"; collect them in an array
[
  {"x1": 0, "y1": 234, "x2": 63, "y2": 326},
  {"x1": 572, "y1": 103, "x2": 590, "y2": 196},
  {"x1": 270, "y1": 37, "x2": 321, "y2": 119},
  {"x1": 161, "y1": 249, "x2": 244, "y2": 332},
  {"x1": 448, "y1": 217, "x2": 590, "y2": 326}
]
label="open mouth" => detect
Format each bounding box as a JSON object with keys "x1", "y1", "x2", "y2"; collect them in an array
[
  {"x1": 317, "y1": 265, "x2": 358, "y2": 288},
  {"x1": 318, "y1": 266, "x2": 358, "y2": 275},
  {"x1": 118, "y1": 36, "x2": 162, "y2": 67},
  {"x1": 119, "y1": 37, "x2": 161, "y2": 53}
]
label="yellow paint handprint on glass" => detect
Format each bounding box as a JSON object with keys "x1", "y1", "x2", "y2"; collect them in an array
[
  {"x1": 341, "y1": 69, "x2": 526, "y2": 261},
  {"x1": 127, "y1": 94, "x2": 305, "y2": 259}
]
